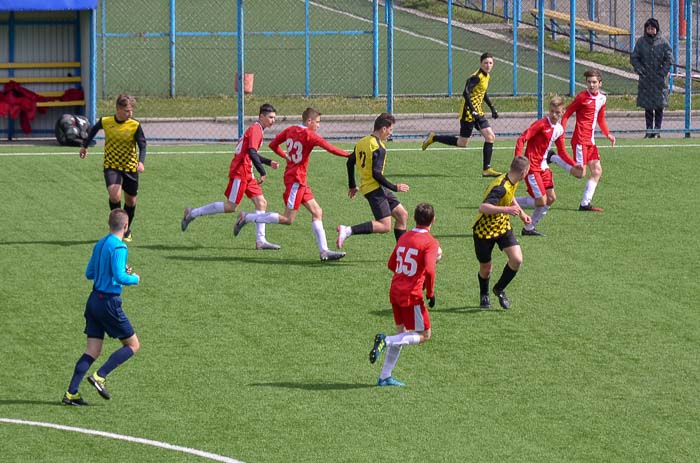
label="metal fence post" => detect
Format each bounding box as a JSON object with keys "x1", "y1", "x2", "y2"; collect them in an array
[
  {"x1": 685, "y1": 0, "x2": 692, "y2": 137},
  {"x1": 386, "y1": 0, "x2": 394, "y2": 114},
  {"x1": 448, "y1": 0, "x2": 453, "y2": 96},
  {"x1": 569, "y1": 0, "x2": 577, "y2": 97},
  {"x1": 169, "y1": 0, "x2": 176, "y2": 97},
  {"x1": 237, "y1": 0, "x2": 244, "y2": 139},
  {"x1": 537, "y1": 0, "x2": 544, "y2": 118}
]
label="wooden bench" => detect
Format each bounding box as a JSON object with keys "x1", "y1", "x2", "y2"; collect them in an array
[
  {"x1": 529, "y1": 9, "x2": 630, "y2": 51},
  {"x1": 0, "y1": 61, "x2": 85, "y2": 107}
]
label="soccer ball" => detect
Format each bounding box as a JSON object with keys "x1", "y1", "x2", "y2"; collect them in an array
[
  {"x1": 55, "y1": 114, "x2": 90, "y2": 146},
  {"x1": 436, "y1": 246, "x2": 443, "y2": 262}
]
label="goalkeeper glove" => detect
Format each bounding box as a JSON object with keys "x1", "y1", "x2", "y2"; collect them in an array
[
  {"x1": 428, "y1": 295, "x2": 436, "y2": 308},
  {"x1": 491, "y1": 108, "x2": 499, "y2": 119}
]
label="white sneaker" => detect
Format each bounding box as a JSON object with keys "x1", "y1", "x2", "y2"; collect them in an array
[
  {"x1": 256, "y1": 241, "x2": 281, "y2": 250},
  {"x1": 181, "y1": 207, "x2": 194, "y2": 231},
  {"x1": 320, "y1": 250, "x2": 346, "y2": 261},
  {"x1": 336, "y1": 225, "x2": 351, "y2": 249}
]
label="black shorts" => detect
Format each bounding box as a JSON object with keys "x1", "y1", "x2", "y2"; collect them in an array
[
  {"x1": 460, "y1": 116, "x2": 490, "y2": 138},
  {"x1": 473, "y1": 228, "x2": 519, "y2": 263},
  {"x1": 104, "y1": 168, "x2": 139, "y2": 196},
  {"x1": 365, "y1": 187, "x2": 401, "y2": 221}
]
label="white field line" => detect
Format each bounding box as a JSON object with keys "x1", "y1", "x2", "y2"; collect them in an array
[
  {"x1": 0, "y1": 417, "x2": 244, "y2": 463},
  {"x1": 1, "y1": 143, "x2": 700, "y2": 158}
]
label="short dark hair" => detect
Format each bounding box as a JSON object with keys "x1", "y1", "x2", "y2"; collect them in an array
[
  {"x1": 584, "y1": 69, "x2": 603, "y2": 81},
  {"x1": 480, "y1": 52, "x2": 493, "y2": 62},
  {"x1": 259, "y1": 103, "x2": 276, "y2": 115},
  {"x1": 109, "y1": 209, "x2": 129, "y2": 232},
  {"x1": 302, "y1": 107, "x2": 320, "y2": 122},
  {"x1": 374, "y1": 112, "x2": 395, "y2": 131},
  {"x1": 414, "y1": 202, "x2": 435, "y2": 227},
  {"x1": 511, "y1": 155, "x2": 530, "y2": 172},
  {"x1": 116, "y1": 93, "x2": 135, "y2": 109}
]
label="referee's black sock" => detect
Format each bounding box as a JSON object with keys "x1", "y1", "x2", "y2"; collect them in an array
[
  {"x1": 351, "y1": 222, "x2": 373, "y2": 236},
  {"x1": 393, "y1": 228, "x2": 406, "y2": 241},
  {"x1": 483, "y1": 142, "x2": 494, "y2": 170},
  {"x1": 494, "y1": 263, "x2": 517, "y2": 291},
  {"x1": 109, "y1": 201, "x2": 121, "y2": 210},
  {"x1": 478, "y1": 273, "x2": 490, "y2": 296},
  {"x1": 434, "y1": 135, "x2": 459, "y2": 146},
  {"x1": 124, "y1": 204, "x2": 136, "y2": 231}
]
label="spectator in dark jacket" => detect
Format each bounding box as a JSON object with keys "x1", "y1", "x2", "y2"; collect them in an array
[{"x1": 630, "y1": 18, "x2": 674, "y2": 138}]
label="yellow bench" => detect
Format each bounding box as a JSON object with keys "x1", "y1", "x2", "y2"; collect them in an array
[
  {"x1": 0, "y1": 61, "x2": 85, "y2": 107},
  {"x1": 530, "y1": 9, "x2": 630, "y2": 51}
]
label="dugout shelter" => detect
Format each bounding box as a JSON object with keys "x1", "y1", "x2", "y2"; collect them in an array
[{"x1": 0, "y1": 0, "x2": 97, "y2": 140}]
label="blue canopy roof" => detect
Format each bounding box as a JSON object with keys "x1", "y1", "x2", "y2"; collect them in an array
[{"x1": 0, "y1": 0, "x2": 97, "y2": 11}]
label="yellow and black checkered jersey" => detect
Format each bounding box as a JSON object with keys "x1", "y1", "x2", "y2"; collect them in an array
[
  {"x1": 348, "y1": 134, "x2": 393, "y2": 195},
  {"x1": 472, "y1": 174, "x2": 519, "y2": 239},
  {"x1": 98, "y1": 116, "x2": 146, "y2": 172},
  {"x1": 459, "y1": 69, "x2": 490, "y2": 123}
]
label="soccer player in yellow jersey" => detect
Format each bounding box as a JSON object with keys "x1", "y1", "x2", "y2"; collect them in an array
[
  {"x1": 80, "y1": 94, "x2": 147, "y2": 242},
  {"x1": 337, "y1": 113, "x2": 409, "y2": 249},
  {"x1": 422, "y1": 52, "x2": 502, "y2": 177},
  {"x1": 472, "y1": 156, "x2": 531, "y2": 310}
]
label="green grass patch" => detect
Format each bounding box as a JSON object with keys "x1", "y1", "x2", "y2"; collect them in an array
[{"x1": 1, "y1": 139, "x2": 698, "y2": 462}]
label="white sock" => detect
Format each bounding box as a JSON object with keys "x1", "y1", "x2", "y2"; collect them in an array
[
  {"x1": 191, "y1": 202, "x2": 225, "y2": 217},
  {"x1": 528, "y1": 205, "x2": 550, "y2": 228},
  {"x1": 581, "y1": 179, "x2": 598, "y2": 206},
  {"x1": 254, "y1": 210, "x2": 268, "y2": 242},
  {"x1": 386, "y1": 331, "x2": 421, "y2": 347},
  {"x1": 550, "y1": 155, "x2": 572, "y2": 173},
  {"x1": 380, "y1": 345, "x2": 402, "y2": 380},
  {"x1": 516, "y1": 196, "x2": 535, "y2": 208},
  {"x1": 311, "y1": 220, "x2": 328, "y2": 252},
  {"x1": 244, "y1": 211, "x2": 280, "y2": 224}
]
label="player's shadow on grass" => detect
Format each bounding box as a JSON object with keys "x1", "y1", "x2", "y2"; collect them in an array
[
  {"x1": 165, "y1": 255, "x2": 373, "y2": 267},
  {"x1": 0, "y1": 239, "x2": 95, "y2": 247},
  {"x1": 439, "y1": 306, "x2": 503, "y2": 314},
  {"x1": 0, "y1": 399, "x2": 65, "y2": 406},
  {"x1": 250, "y1": 382, "x2": 373, "y2": 391},
  {"x1": 392, "y1": 173, "x2": 460, "y2": 179}
]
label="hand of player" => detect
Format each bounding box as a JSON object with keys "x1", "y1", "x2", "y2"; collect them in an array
[
  {"x1": 471, "y1": 110, "x2": 480, "y2": 119},
  {"x1": 520, "y1": 211, "x2": 532, "y2": 225},
  {"x1": 427, "y1": 295, "x2": 436, "y2": 308},
  {"x1": 271, "y1": 161, "x2": 279, "y2": 170},
  {"x1": 608, "y1": 134, "x2": 616, "y2": 147},
  {"x1": 504, "y1": 205, "x2": 520, "y2": 216},
  {"x1": 79, "y1": 147, "x2": 88, "y2": 159},
  {"x1": 396, "y1": 183, "x2": 409, "y2": 192},
  {"x1": 257, "y1": 175, "x2": 265, "y2": 184},
  {"x1": 125, "y1": 265, "x2": 133, "y2": 274},
  {"x1": 134, "y1": 274, "x2": 141, "y2": 284},
  {"x1": 137, "y1": 161, "x2": 145, "y2": 173},
  {"x1": 491, "y1": 109, "x2": 499, "y2": 119},
  {"x1": 348, "y1": 187, "x2": 359, "y2": 199}
]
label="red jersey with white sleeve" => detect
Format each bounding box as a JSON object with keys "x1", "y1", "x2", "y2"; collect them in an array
[
  {"x1": 387, "y1": 227, "x2": 440, "y2": 307},
  {"x1": 561, "y1": 90, "x2": 610, "y2": 146},
  {"x1": 228, "y1": 121, "x2": 264, "y2": 180},
  {"x1": 269, "y1": 125, "x2": 349, "y2": 185},
  {"x1": 514, "y1": 117, "x2": 566, "y2": 173}
]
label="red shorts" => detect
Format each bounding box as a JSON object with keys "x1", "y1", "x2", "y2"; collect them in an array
[
  {"x1": 525, "y1": 169, "x2": 553, "y2": 199},
  {"x1": 572, "y1": 143, "x2": 600, "y2": 165},
  {"x1": 391, "y1": 300, "x2": 431, "y2": 331},
  {"x1": 224, "y1": 177, "x2": 263, "y2": 204},
  {"x1": 283, "y1": 182, "x2": 314, "y2": 211}
]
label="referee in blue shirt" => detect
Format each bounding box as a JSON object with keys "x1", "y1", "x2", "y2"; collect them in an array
[{"x1": 63, "y1": 209, "x2": 141, "y2": 405}]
